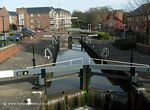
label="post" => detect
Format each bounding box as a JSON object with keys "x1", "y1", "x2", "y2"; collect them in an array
[
  {"x1": 80, "y1": 65, "x2": 91, "y2": 91},
  {"x1": 130, "y1": 48, "x2": 133, "y2": 63},
  {"x1": 81, "y1": 36, "x2": 83, "y2": 51},
  {"x1": 129, "y1": 31, "x2": 136, "y2": 82},
  {"x1": 32, "y1": 44, "x2": 36, "y2": 67},
  {"x1": 38, "y1": 69, "x2": 46, "y2": 86},
  {"x1": 129, "y1": 30, "x2": 134, "y2": 64},
  {"x1": 68, "y1": 36, "x2": 72, "y2": 49}
]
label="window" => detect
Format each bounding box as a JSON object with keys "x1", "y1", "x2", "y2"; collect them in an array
[
  {"x1": 30, "y1": 19, "x2": 34, "y2": 23},
  {"x1": 19, "y1": 14, "x2": 24, "y2": 25},
  {"x1": 31, "y1": 25, "x2": 34, "y2": 29},
  {"x1": 30, "y1": 14, "x2": 33, "y2": 17}
]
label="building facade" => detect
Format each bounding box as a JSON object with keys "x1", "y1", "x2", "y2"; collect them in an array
[
  {"x1": 17, "y1": 7, "x2": 72, "y2": 31},
  {"x1": 0, "y1": 7, "x2": 9, "y2": 32},
  {"x1": 105, "y1": 10, "x2": 125, "y2": 29},
  {"x1": 9, "y1": 11, "x2": 18, "y2": 30},
  {"x1": 127, "y1": 3, "x2": 150, "y2": 48}
]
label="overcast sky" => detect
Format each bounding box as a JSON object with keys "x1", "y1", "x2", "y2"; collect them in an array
[{"x1": 0, "y1": 0, "x2": 128, "y2": 12}]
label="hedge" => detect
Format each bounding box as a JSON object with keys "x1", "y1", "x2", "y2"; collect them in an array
[
  {"x1": 97, "y1": 32, "x2": 110, "y2": 40},
  {"x1": 113, "y1": 39, "x2": 136, "y2": 50}
]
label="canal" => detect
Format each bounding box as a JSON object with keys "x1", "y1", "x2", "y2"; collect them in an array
[
  {"x1": 45, "y1": 36, "x2": 129, "y2": 110},
  {"x1": 46, "y1": 38, "x2": 126, "y2": 96}
]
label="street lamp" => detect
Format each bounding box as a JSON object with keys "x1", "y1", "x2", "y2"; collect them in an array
[
  {"x1": 127, "y1": 30, "x2": 136, "y2": 81},
  {"x1": 128, "y1": 30, "x2": 134, "y2": 63},
  {"x1": 0, "y1": 16, "x2": 6, "y2": 46},
  {"x1": 32, "y1": 44, "x2": 36, "y2": 67},
  {"x1": 98, "y1": 24, "x2": 101, "y2": 32},
  {"x1": 88, "y1": 24, "x2": 91, "y2": 32}
]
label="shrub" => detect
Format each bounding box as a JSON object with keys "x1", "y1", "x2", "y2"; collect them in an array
[
  {"x1": 97, "y1": 32, "x2": 110, "y2": 40},
  {"x1": 113, "y1": 39, "x2": 136, "y2": 50}
]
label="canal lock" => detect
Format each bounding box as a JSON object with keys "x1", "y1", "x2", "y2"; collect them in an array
[{"x1": 42, "y1": 35, "x2": 130, "y2": 110}]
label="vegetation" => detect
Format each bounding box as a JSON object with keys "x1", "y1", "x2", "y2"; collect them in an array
[
  {"x1": 0, "y1": 40, "x2": 16, "y2": 48},
  {"x1": 72, "y1": 6, "x2": 111, "y2": 29},
  {"x1": 113, "y1": 39, "x2": 136, "y2": 50},
  {"x1": 97, "y1": 32, "x2": 110, "y2": 40}
]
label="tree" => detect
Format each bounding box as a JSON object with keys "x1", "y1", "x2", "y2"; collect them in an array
[
  {"x1": 71, "y1": 11, "x2": 87, "y2": 28},
  {"x1": 72, "y1": 6, "x2": 111, "y2": 30}
]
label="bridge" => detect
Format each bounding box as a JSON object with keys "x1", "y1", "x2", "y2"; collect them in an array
[{"x1": 0, "y1": 58, "x2": 149, "y2": 91}]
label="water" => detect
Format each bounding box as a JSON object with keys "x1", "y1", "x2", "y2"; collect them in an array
[
  {"x1": 46, "y1": 39, "x2": 129, "y2": 109},
  {"x1": 46, "y1": 42, "x2": 126, "y2": 96}
]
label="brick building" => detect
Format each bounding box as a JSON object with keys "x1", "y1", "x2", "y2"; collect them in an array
[
  {"x1": 9, "y1": 11, "x2": 18, "y2": 30},
  {"x1": 105, "y1": 10, "x2": 125, "y2": 29},
  {"x1": 17, "y1": 7, "x2": 72, "y2": 31},
  {"x1": 0, "y1": 7, "x2": 9, "y2": 32},
  {"x1": 55, "y1": 8, "x2": 72, "y2": 29},
  {"x1": 127, "y1": 3, "x2": 150, "y2": 48}
]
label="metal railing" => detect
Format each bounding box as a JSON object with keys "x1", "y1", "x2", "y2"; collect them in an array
[
  {"x1": 89, "y1": 58, "x2": 150, "y2": 67},
  {"x1": 27, "y1": 58, "x2": 84, "y2": 69}
]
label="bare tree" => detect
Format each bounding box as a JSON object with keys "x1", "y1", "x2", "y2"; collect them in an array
[
  {"x1": 72, "y1": 6, "x2": 111, "y2": 29},
  {"x1": 127, "y1": 0, "x2": 150, "y2": 9}
]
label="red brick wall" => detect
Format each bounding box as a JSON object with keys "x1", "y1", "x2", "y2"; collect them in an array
[
  {"x1": 17, "y1": 8, "x2": 50, "y2": 30},
  {"x1": 0, "y1": 44, "x2": 21, "y2": 63},
  {"x1": 0, "y1": 7, "x2": 9, "y2": 32},
  {"x1": 30, "y1": 13, "x2": 49, "y2": 29}
]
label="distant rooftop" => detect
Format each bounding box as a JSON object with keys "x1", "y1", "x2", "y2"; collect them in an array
[
  {"x1": 9, "y1": 11, "x2": 17, "y2": 16},
  {"x1": 128, "y1": 3, "x2": 150, "y2": 16},
  {"x1": 17, "y1": 7, "x2": 71, "y2": 14},
  {"x1": 26, "y1": 7, "x2": 54, "y2": 14}
]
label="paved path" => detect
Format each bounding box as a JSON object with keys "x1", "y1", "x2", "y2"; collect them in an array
[
  {"x1": 88, "y1": 39, "x2": 150, "y2": 65},
  {"x1": 0, "y1": 35, "x2": 53, "y2": 70}
]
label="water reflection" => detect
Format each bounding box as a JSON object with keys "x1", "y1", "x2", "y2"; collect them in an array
[{"x1": 46, "y1": 42, "x2": 126, "y2": 96}]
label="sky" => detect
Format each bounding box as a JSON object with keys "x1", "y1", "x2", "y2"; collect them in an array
[{"x1": 0, "y1": 0, "x2": 128, "y2": 13}]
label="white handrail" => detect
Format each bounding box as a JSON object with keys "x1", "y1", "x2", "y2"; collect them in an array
[
  {"x1": 89, "y1": 58, "x2": 149, "y2": 67},
  {"x1": 27, "y1": 58, "x2": 84, "y2": 69}
]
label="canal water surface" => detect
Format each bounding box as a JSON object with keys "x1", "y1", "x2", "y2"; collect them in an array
[{"x1": 46, "y1": 43, "x2": 126, "y2": 96}]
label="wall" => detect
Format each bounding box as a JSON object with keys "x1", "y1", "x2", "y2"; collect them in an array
[
  {"x1": 30, "y1": 13, "x2": 49, "y2": 29},
  {"x1": 0, "y1": 44, "x2": 21, "y2": 63},
  {"x1": 0, "y1": 7, "x2": 9, "y2": 32}
]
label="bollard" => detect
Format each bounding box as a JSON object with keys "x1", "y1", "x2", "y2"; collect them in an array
[
  {"x1": 38, "y1": 69, "x2": 46, "y2": 86},
  {"x1": 130, "y1": 67, "x2": 136, "y2": 83},
  {"x1": 80, "y1": 65, "x2": 91, "y2": 91},
  {"x1": 68, "y1": 36, "x2": 72, "y2": 49}
]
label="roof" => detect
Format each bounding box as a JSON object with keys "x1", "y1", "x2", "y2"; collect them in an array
[
  {"x1": 106, "y1": 13, "x2": 123, "y2": 23},
  {"x1": 128, "y1": 3, "x2": 150, "y2": 16},
  {"x1": 9, "y1": 11, "x2": 17, "y2": 16},
  {"x1": 26, "y1": 7, "x2": 54, "y2": 14},
  {"x1": 18, "y1": 7, "x2": 71, "y2": 15},
  {"x1": 55, "y1": 8, "x2": 70, "y2": 14}
]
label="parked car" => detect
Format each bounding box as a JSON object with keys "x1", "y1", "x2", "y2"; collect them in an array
[
  {"x1": 0, "y1": 33, "x2": 9, "y2": 41},
  {"x1": 13, "y1": 33, "x2": 22, "y2": 41},
  {"x1": 21, "y1": 27, "x2": 36, "y2": 36},
  {"x1": 7, "y1": 33, "x2": 22, "y2": 41}
]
